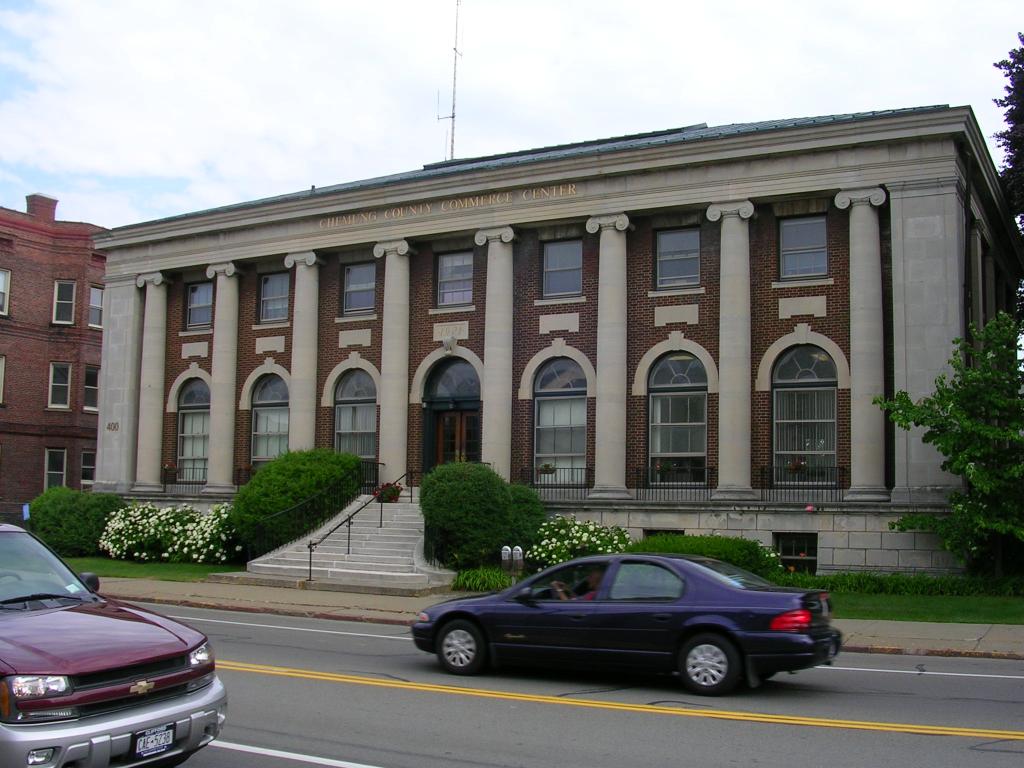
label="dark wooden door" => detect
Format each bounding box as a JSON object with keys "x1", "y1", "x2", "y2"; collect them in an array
[{"x1": 435, "y1": 411, "x2": 481, "y2": 464}]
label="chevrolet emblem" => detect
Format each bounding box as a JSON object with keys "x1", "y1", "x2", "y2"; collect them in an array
[{"x1": 129, "y1": 680, "x2": 155, "y2": 695}]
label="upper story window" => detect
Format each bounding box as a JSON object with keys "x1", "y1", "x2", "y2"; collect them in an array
[
  {"x1": 259, "y1": 273, "x2": 289, "y2": 323},
  {"x1": 53, "y1": 280, "x2": 75, "y2": 324},
  {"x1": 0, "y1": 269, "x2": 9, "y2": 315},
  {"x1": 542, "y1": 240, "x2": 582, "y2": 298},
  {"x1": 84, "y1": 366, "x2": 99, "y2": 411},
  {"x1": 343, "y1": 263, "x2": 376, "y2": 314},
  {"x1": 437, "y1": 252, "x2": 473, "y2": 306},
  {"x1": 187, "y1": 282, "x2": 213, "y2": 328},
  {"x1": 88, "y1": 286, "x2": 103, "y2": 328},
  {"x1": 656, "y1": 229, "x2": 700, "y2": 289},
  {"x1": 49, "y1": 363, "x2": 71, "y2": 408},
  {"x1": 779, "y1": 216, "x2": 827, "y2": 279}
]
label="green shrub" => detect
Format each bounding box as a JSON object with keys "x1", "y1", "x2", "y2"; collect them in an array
[
  {"x1": 420, "y1": 463, "x2": 513, "y2": 569},
  {"x1": 28, "y1": 487, "x2": 125, "y2": 557},
  {"x1": 528, "y1": 515, "x2": 632, "y2": 570},
  {"x1": 626, "y1": 534, "x2": 784, "y2": 578},
  {"x1": 229, "y1": 450, "x2": 361, "y2": 556},
  {"x1": 772, "y1": 570, "x2": 1024, "y2": 597},
  {"x1": 452, "y1": 566, "x2": 517, "y2": 592},
  {"x1": 506, "y1": 483, "x2": 547, "y2": 551},
  {"x1": 100, "y1": 502, "x2": 239, "y2": 563}
]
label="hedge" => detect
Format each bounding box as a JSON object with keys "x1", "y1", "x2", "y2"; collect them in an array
[
  {"x1": 627, "y1": 534, "x2": 783, "y2": 578},
  {"x1": 28, "y1": 487, "x2": 125, "y2": 557},
  {"x1": 772, "y1": 570, "x2": 1024, "y2": 597}
]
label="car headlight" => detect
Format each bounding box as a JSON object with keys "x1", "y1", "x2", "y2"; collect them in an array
[
  {"x1": 10, "y1": 676, "x2": 70, "y2": 699},
  {"x1": 416, "y1": 611, "x2": 430, "y2": 622},
  {"x1": 189, "y1": 643, "x2": 212, "y2": 666}
]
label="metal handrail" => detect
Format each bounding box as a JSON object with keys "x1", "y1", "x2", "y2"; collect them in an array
[{"x1": 306, "y1": 471, "x2": 409, "y2": 581}]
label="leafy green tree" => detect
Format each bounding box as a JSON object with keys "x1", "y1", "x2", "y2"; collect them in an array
[
  {"x1": 995, "y1": 32, "x2": 1024, "y2": 231},
  {"x1": 876, "y1": 312, "x2": 1024, "y2": 574}
]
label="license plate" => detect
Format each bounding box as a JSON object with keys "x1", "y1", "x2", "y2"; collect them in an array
[{"x1": 134, "y1": 723, "x2": 175, "y2": 759}]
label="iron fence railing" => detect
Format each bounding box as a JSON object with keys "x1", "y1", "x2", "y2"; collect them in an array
[
  {"x1": 518, "y1": 466, "x2": 593, "y2": 501},
  {"x1": 161, "y1": 465, "x2": 206, "y2": 495},
  {"x1": 758, "y1": 465, "x2": 848, "y2": 503},
  {"x1": 360, "y1": 460, "x2": 384, "y2": 494},
  {"x1": 633, "y1": 466, "x2": 716, "y2": 501}
]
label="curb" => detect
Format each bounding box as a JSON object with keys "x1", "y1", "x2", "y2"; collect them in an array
[{"x1": 841, "y1": 643, "x2": 1024, "y2": 661}]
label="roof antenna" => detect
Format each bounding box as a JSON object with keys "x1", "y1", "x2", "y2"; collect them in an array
[{"x1": 436, "y1": 0, "x2": 462, "y2": 161}]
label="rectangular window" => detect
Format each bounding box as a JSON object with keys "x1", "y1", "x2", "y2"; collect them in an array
[
  {"x1": 81, "y1": 450, "x2": 96, "y2": 486},
  {"x1": 49, "y1": 363, "x2": 71, "y2": 408},
  {"x1": 542, "y1": 240, "x2": 583, "y2": 297},
  {"x1": 656, "y1": 229, "x2": 700, "y2": 289},
  {"x1": 84, "y1": 366, "x2": 99, "y2": 411},
  {"x1": 186, "y1": 282, "x2": 213, "y2": 328},
  {"x1": 437, "y1": 252, "x2": 473, "y2": 306},
  {"x1": 334, "y1": 403, "x2": 377, "y2": 459},
  {"x1": 343, "y1": 263, "x2": 376, "y2": 314},
  {"x1": 53, "y1": 280, "x2": 76, "y2": 324},
  {"x1": 252, "y1": 407, "x2": 289, "y2": 467},
  {"x1": 773, "y1": 388, "x2": 836, "y2": 481},
  {"x1": 774, "y1": 532, "x2": 818, "y2": 574},
  {"x1": 45, "y1": 448, "x2": 66, "y2": 489},
  {"x1": 259, "y1": 272, "x2": 290, "y2": 322},
  {"x1": 0, "y1": 269, "x2": 9, "y2": 315},
  {"x1": 649, "y1": 392, "x2": 707, "y2": 483},
  {"x1": 534, "y1": 396, "x2": 587, "y2": 483},
  {"x1": 178, "y1": 410, "x2": 210, "y2": 483},
  {"x1": 88, "y1": 285, "x2": 103, "y2": 327},
  {"x1": 780, "y1": 216, "x2": 827, "y2": 279}
]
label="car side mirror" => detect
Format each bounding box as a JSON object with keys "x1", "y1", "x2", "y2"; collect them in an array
[
  {"x1": 79, "y1": 572, "x2": 100, "y2": 592},
  {"x1": 513, "y1": 586, "x2": 534, "y2": 603}
]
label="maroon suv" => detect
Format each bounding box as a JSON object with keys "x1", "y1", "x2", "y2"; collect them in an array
[{"x1": 0, "y1": 524, "x2": 227, "y2": 767}]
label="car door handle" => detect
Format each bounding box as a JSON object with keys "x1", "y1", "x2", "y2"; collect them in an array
[{"x1": 652, "y1": 614, "x2": 672, "y2": 622}]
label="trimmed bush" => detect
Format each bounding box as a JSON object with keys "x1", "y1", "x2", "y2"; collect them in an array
[
  {"x1": 626, "y1": 534, "x2": 784, "y2": 578},
  {"x1": 229, "y1": 449, "x2": 362, "y2": 556},
  {"x1": 452, "y1": 566, "x2": 517, "y2": 592},
  {"x1": 528, "y1": 515, "x2": 632, "y2": 570},
  {"x1": 28, "y1": 487, "x2": 125, "y2": 557},
  {"x1": 506, "y1": 483, "x2": 547, "y2": 551},
  {"x1": 420, "y1": 463, "x2": 513, "y2": 569},
  {"x1": 100, "y1": 502, "x2": 239, "y2": 563},
  {"x1": 772, "y1": 570, "x2": 1024, "y2": 597}
]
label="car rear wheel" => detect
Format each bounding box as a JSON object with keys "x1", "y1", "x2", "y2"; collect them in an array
[
  {"x1": 437, "y1": 619, "x2": 486, "y2": 675},
  {"x1": 678, "y1": 633, "x2": 741, "y2": 695}
]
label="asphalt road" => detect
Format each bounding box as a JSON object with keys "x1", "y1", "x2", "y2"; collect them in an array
[{"x1": 151, "y1": 604, "x2": 1024, "y2": 768}]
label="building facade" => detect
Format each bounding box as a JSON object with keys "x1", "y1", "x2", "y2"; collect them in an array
[
  {"x1": 0, "y1": 195, "x2": 106, "y2": 523},
  {"x1": 92, "y1": 107, "x2": 1023, "y2": 572}
]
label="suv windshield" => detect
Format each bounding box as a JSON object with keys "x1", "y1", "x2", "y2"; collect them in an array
[
  {"x1": 688, "y1": 558, "x2": 774, "y2": 589},
  {"x1": 0, "y1": 531, "x2": 89, "y2": 604}
]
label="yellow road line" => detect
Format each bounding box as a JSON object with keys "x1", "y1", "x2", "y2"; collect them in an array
[{"x1": 218, "y1": 660, "x2": 1024, "y2": 741}]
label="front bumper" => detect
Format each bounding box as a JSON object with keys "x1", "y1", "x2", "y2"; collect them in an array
[
  {"x1": 0, "y1": 676, "x2": 227, "y2": 768},
  {"x1": 411, "y1": 622, "x2": 435, "y2": 653}
]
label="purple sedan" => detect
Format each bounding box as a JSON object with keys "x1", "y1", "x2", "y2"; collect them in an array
[{"x1": 413, "y1": 553, "x2": 841, "y2": 695}]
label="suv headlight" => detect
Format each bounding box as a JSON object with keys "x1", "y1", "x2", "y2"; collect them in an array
[
  {"x1": 10, "y1": 676, "x2": 70, "y2": 699},
  {"x1": 189, "y1": 643, "x2": 212, "y2": 667}
]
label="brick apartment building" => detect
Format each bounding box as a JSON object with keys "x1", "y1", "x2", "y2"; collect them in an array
[
  {"x1": 0, "y1": 194, "x2": 106, "y2": 523},
  {"x1": 92, "y1": 106, "x2": 1023, "y2": 573}
]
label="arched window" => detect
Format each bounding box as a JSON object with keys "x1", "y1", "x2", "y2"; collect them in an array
[
  {"x1": 426, "y1": 359, "x2": 481, "y2": 401},
  {"x1": 648, "y1": 352, "x2": 707, "y2": 484},
  {"x1": 533, "y1": 358, "x2": 587, "y2": 484},
  {"x1": 772, "y1": 345, "x2": 837, "y2": 481},
  {"x1": 252, "y1": 374, "x2": 289, "y2": 468},
  {"x1": 177, "y1": 379, "x2": 210, "y2": 483},
  {"x1": 334, "y1": 370, "x2": 377, "y2": 459}
]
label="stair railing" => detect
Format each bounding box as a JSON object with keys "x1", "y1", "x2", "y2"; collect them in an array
[{"x1": 306, "y1": 471, "x2": 410, "y2": 582}]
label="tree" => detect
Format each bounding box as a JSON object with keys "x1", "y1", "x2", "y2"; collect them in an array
[
  {"x1": 876, "y1": 312, "x2": 1024, "y2": 575},
  {"x1": 995, "y1": 32, "x2": 1024, "y2": 230}
]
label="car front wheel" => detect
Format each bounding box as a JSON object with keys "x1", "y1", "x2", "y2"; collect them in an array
[
  {"x1": 678, "y1": 633, "x2": 741, "y2": 695},
  {"x1": 437, "y1": 619, "x2": 486, "y2": 675}
]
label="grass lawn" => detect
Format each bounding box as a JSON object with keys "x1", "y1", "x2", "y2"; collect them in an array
[
  {"x1": 830, "y1": 592, "x2": 1024, "y2": 624},
  {"x1": 64, "y1": 557, "x2": 245, "y2": 583}
]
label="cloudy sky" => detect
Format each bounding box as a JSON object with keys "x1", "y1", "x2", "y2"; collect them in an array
[{"x1": 0, "y1": 0, "x2": 1019, "y2": 229}]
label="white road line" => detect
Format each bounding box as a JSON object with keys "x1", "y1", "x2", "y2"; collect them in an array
[
  {"x1": 167, "y1": 614, "x2": 412, "y2": 641},
  {"x1": 211, "y1": 740, "x2": 387, "y2": 767},
  {"x1": 823, "y1": 665, "x2": 1024, "y2": 680}
]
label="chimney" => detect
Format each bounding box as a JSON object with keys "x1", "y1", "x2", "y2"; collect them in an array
[{"x1": 26, "y1": 194, "x2": 58, "y2": 222}]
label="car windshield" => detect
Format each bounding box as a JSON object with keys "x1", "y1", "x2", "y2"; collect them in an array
[
  {"x1": 0, "y1": 531, "x2": 88, "y2": 604},
  {"x1": 687, "y1": 558, "x2": 774, "y2": 589}
]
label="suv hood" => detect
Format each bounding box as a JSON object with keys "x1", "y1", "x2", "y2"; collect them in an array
[{"x1": 0, "y1": 599, "x2": 205, "y2": 675}]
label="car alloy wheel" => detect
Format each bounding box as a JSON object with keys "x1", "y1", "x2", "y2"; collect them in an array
[
  {"x1": 437, "y1": 619, "x2": 486, "y2": 675},
  {"x1": 678, "y1": 633, "x2": 740, "y2": 695}
]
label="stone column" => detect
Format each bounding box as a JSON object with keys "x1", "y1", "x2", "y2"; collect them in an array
[
  {"x1": 983, "y1": 253, "x2": 997, "y2": 323},
  {"x1": 585, "y1": 213, "x2": 631, "y2": 498},
  {"x1": 204, "y1": 262, "x2": 240, "y2": 493},
  {"x1": 707, "y1": 200, "x2": 755, "y2": 499},
  {"x1": 836, "y1": 188, "x2": 889, "y2": 500},
  {"x1": 969, "y1": 223, "x2": 985, "y2": 334},
  {"x1": 372, "y1": 240, "x2": 414, "y2": 483},
  {"x1": 133, "y1": 272, "x2": 169, "y2": 491},
  {"x1": 476, "y1": 226, "x2": 515, "y2": 480},
  {"x1": 285, "y1": 251, "x2": 320, "y2": 451}
]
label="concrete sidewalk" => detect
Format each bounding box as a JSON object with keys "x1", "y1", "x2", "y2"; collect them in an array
[{"x1": 97, "y1": 576, "x2": 1024, "y2": 661}]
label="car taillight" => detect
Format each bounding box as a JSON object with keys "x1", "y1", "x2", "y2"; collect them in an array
[{"x1": 770, "y1": 609, "x2": 812, "y2": 632}]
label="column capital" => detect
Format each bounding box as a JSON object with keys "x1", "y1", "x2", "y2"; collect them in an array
[
  {"x1": 206, "y1": 262, "x2": 239, "y2": 279},
  {"x1": 474, "y1": 226, "x2": 515, "y2": 247},
  {"x1": 834, "y1": 187, "x2": 886, "y2": 209},
  {"x1": 284, "y1": 251, "x2": 321, "y2": 269},
  {"x1": 372, "y1": 239, "x2": 415, "y2": 259},
  {"x1": 706, "y1": 200, "x2": 754, "y2": 222},
  {"x1": 585, "y1": 213, "x2": 630, "y2": 234},
  {"x1": 135, "y1": 271, "x2": 168, "y2": 289}
]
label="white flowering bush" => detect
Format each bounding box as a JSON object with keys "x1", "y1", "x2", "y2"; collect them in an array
[
  {"x1": 99, "y1": 501, "x2": 240, "y2": 564},
  {"x1": 527, "y1": 515, "x2": 631, "y2": 570}
]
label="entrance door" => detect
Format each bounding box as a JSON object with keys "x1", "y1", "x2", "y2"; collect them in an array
[{"x1": 435, "y1": 411, "x2": 481, "y2": 464}]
